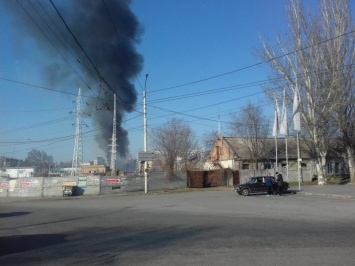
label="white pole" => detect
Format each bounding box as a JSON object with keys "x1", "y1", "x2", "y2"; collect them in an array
[
  {"x1": 285, "y1": 135, "x2": 289, "y2": 182},
  {"x1": 143, "y1": 74, "x2": 149, "y2": 194},
  {"x1": 296, "y1": 131, "x2": 301, "y2": 191},
  {"x1": 275, "y1": 137, "x2": 278, "y2": 174}
]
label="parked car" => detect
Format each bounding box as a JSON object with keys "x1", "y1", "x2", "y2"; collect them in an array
[{"x1": 234, "y1": 176, "x2": 289, "y2": 196}]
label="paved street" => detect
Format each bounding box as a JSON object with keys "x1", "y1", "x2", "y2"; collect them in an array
[{"x1": 1, "y1": 190, "x2": 355, "y2": 265}]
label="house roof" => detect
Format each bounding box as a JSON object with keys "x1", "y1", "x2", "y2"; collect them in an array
[{"x1": 221, "y1": 137, "x2": 310, "y2": 160}]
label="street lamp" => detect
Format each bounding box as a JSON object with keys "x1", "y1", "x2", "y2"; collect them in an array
[{"x1": 143, "y1": 73, "x2": 149, "y2": 194}]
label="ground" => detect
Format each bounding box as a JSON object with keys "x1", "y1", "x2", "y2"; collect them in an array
[{"x1": 1, "y1": 190, "x2": 354, "y2": 265}]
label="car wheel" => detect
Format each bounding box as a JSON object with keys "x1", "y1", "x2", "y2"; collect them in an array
[{"x1": 242, "y1": 188, "x2": 250, "y2": 196}]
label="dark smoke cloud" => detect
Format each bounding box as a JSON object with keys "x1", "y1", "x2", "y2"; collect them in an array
[{"x1": 4, "y1": 0, "x2": 143, "y2": 157}]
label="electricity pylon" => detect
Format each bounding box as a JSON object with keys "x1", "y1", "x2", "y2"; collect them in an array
[
  {"x1": 108, "y1": 93, "x2": 118, "y2": 175},
  {"x1": 71, "y1": 88, "x2": 84, "y2": 176}
]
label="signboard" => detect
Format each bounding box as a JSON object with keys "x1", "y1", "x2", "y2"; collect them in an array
[
  {"x1": 106, "y1": 179, "x2": 120, "y2": 184},
  {"x1": 21, "y1": 182, "x2": 31, "y2": 187},
  {"x1": 138, "y1": 151, "x2": 155, "y2": 161},
  {"x1": 63, "y1": 181, "x2": 76, "y2": 186},
  {"x1": 77, "y1": 177, "x2": 87, "y2": 188},
  {"x1": 1, "y1": 183, "x2": 7, "y2": 188}
]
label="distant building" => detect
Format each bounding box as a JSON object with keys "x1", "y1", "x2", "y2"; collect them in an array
[
  {"x1": 0, "y1": 157, "x2": 22, "y2": 168},
  {"x1": 93, "y1": 157, "x2": 105, "y2": 165},
  {"x1": 81, "y1": 165, "x2": 109, "y2": 175},
  {"x1": 2, "y1": 167, "x2": 35, "y2": 178}
]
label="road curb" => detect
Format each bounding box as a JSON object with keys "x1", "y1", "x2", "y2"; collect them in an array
[{"x1": 297, "y1": 191, "x2": 355, "y2": 200}]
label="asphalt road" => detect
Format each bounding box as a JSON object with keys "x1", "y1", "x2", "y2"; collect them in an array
[{"x1": 1, "y1": 190, "x2": 354, "y2": 265}]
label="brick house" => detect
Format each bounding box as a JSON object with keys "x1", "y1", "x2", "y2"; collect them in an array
[{"x1": 204, "y1": 136, "x2": 345, "y2": 182}]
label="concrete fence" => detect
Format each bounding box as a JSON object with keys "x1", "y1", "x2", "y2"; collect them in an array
[
  {"x1": 0, "y1": 176, "x2": 101, "y2": 198},
  {"x1": 0, "y1": 173, "x2": 187, "y2": 198}
]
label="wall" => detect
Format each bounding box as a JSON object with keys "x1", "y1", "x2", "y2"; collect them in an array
[
  {"x1": 0, "y1": 176, "x2": 101, "y2": 197},
  {"x1": 0, "y1": 172, "x2": 192, "y2": 197},
  {"x1": 239, "y1": 167, "x2": 313, "y2": 184}
]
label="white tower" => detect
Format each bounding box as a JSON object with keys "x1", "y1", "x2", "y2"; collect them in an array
[
  {"x1": 71, "y1": 88, "x2": 83, "y2": 176},
  {"x1": 109, "y1": 93, "x2": 117, "y2": 175}
]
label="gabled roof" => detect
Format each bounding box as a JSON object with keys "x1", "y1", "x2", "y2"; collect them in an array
[
  {"x1": 222, "y1": 137, "x2": 251, "y2": 159},
  {"x1": 220, "y1": 137, "x2": 310, "y2": 160}
]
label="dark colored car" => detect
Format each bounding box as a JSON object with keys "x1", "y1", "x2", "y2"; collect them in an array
[{"x1": 234, "y1": 176, "x2": 289, "y2": 196}]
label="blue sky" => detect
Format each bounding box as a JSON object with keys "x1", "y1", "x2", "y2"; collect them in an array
[{"x1": 0, "y1": 0, "x2": 328, "y2": 163}]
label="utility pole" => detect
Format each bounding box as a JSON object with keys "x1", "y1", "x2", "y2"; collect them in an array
[
  {"x1": 109, "y1": 93, "x2": 118, "y2": 175},
  {"x1": 143, "y1": 74, "x2": 149, "y2": 194}
]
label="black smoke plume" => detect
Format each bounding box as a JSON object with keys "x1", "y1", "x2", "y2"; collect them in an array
[{"x1": 4, "y1": 0, "x2": 143, "y2": 157}]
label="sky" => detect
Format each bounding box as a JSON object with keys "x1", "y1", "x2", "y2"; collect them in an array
[{"x1": 0, "y1": 0, "x2": 342, "y2": 164}]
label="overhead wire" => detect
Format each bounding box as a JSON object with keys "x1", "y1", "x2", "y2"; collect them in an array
[
  {"x1": 148, "y1": 29, "x2": 355, "y2": 93},
  {"x1": 49, "y1": 0, "x2": 125, "y2": 103},
  {"x1": 6, "y1": 2, "x2": 355, "y2": 159},
  {"x1": 16, "y1": 0, "x2": 94, "y2": 93},
  {"x1": 1, "y1": 127, "x2": 104, "y2": 157},
  {"x1": 34, "y1": 0, "x2": 100, "y2": 94},
  {"x1": 101, "y1": 0, "x2": 144, "y2": 115}
]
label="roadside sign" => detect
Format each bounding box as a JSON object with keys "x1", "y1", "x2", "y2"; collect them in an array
[
  {"x1": 138, "y1": 151, "x2": 155, "y2": 161},
  {"x1": 77, "y1": 177, "x2": 87, "y2": 188},
  {"x1": 63, "y1": 181, "x2": 76, "y2": 186},
  {"x1": 106, "y1": 179, "x2": 120, "y2": 184}
]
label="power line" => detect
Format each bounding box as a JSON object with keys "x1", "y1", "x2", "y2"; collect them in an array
[
  {"x1": 49, "y1": 0, "x2": 124, "y2": 102},
  {"x1": 16, "y1": 0, "x2": 94, "y2": 92},
  {"x1": 0, "y1": 77, "x2": 141, "y2": 112},
  {"x1": 148, "y1": 29, "x2": 355, "y2": 93}
]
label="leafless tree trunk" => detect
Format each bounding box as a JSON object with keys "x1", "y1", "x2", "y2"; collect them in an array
[
  {"x1": 202, "y1": 130, "x2": 220, "y2": 157},
  {"x1": 151, "y1": 118, "x2": 198, "y2": 180},
  {"x1": 202, "y1": 130, "x2": 220, "y2": 150},
  {"x1": 258, "y1": 0, "x2": 355, "y2": 184},
  {"x1": 229, "y1": 102, "x2": 270, "y2": 169}
]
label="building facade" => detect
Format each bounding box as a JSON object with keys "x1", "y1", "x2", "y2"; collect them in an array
[{"x1": 204, "y1": 136, "x2": 345, "y2": 182}]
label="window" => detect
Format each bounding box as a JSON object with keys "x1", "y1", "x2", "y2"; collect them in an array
[
  {"x1": 327, "y1": 162, "x2": 333, "y2": 174},
  {"x1": 242, "y1": 164, "x2": 249, "y2": 169},
  {"x1": 335, "y1": 162, "x2": 339, "y2": 174},
  {"x1": 263, "y1": 163, "x2": 272, "y2": 169}
]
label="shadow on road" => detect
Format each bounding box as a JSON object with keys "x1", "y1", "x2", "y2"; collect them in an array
[
  {"x1": 0, "y1": 212, "x2": 31, "y2": 219},
  {"x1": 235, "y1": 190, "x2": 297, "y2": 197},
  {"x1": 0, "y1": 234, "x2": 67, "y2": 257}
]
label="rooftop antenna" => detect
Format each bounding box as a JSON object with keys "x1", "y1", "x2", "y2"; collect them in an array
[
  {"x1": 218, "y1": 114, "x2": 221, "y2": 138},
  {"x1": 218, "y1": 114, "x2": 223, "y2": 151}
]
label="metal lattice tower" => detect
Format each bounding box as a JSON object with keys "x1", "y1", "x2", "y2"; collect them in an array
[
  {"x1": 71, "y1": 88, "x2": 83, "y2": 176},
  {"x1": 109, "y1": 93, "x2": 117, "y2": 174}
]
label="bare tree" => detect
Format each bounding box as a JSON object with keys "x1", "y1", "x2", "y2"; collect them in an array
[
  {"x1": 337, "y1": 95, "x2": 355, "y2": 182},
  {"x1": 320, "y1": 0, "x2": 355, "y2": 183},
  {"x1": 258, "y1": 0, "x2": 355, "y2": 184},
  {"x1": 202, "y1": 130, "x2": 219, "y2": 157},
  {"x1": 24, "y1": 149, "x2": 54, "y2": 177},
  {"x1": 151, "y1": 118, "x2": 198, "y2": 179},
  {"x1": 229, "y1": 102, "x2": 270, "y2": 169}
]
